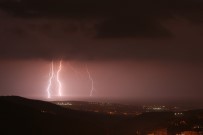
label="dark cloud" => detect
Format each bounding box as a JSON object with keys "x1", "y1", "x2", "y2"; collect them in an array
[
  {"x1": 0, "y1": 0, "x2": 203, "y2": 37},
  {"x1": 0, "y1": 0, "x2": 203, "y2": 61},
  {"x1": 96, "y1": 17, "x2": 172, "y2": 38}
]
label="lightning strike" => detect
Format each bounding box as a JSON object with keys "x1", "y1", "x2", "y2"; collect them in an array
[
  {"x1": 47, "y1": 61, "x2": 54, "y2": 98},
  {"x1": 86, "y1": 65, "x2": 94, "y2": 96},
  {"x1": 57, "y1": 60, "x2": 62, "y2": 97}
]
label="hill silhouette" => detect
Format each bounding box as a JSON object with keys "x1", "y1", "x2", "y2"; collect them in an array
[
  {"x1": 0, "y1": 96, "x2": 202, "y2": 135},
  {"x1": 0, "y1": 96, "x2": 108, "y2": 135}
]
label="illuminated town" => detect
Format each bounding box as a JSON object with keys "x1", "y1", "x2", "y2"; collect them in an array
[{"x1": 50, "y1": 101, "x2": 203, "y2": 135}]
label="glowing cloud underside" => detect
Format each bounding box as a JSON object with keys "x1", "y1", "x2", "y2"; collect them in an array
[
  {"x1": 47, "y1": 61, "x2": 54, "y2": 98},
  {"x1": 57, "y1": 60, "x2": 62, "y2": 97},
  {"x1": 86, "y1": 65, "x2": 94, "y2": 96}
]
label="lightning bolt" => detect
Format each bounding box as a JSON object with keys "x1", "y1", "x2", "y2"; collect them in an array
[
  {"x1": 57, "y1": 60, "x2": 62, "y2": 97},
  {"x1": 47, "y1": 61, "x2": 54, "y2": 98},
  {"x1": 86, "y1": 65, "x2": 94, "y2": 96}
]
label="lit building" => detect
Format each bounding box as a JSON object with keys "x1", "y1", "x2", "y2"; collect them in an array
[
  {"x1": 146, "y1": 128, "x2": 168, "y2": 135},
  {"x1": 177, "y1": 131, "x2": 200, "y2": 135}
]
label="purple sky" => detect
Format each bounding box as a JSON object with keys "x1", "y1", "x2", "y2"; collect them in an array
[{"x1": 0, "y1": 0, "x2": 203, "y2": 102}]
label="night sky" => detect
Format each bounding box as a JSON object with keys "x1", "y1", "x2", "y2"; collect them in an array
[{"x1": 0, "y1": 0, "x2": 203, "y2": 102}]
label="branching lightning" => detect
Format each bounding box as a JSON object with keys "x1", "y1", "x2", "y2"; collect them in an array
[
  {"x1": 57, "y1": 60, "x2": 62, "y2": 97},
  {"x1": 47, "y1": 61, "x2": 54, "y2": 98},
  {"x1": 46, "y1": 61, "x2": 95, "y2": 98},
  {"x1": 46, "y1": 60, "x2": 63, "y2": 98},
  {"x1": 86, "y1": 65, "x2": 94, "y2": 96}
]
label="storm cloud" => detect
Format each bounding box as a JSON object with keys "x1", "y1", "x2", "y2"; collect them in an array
[{"x1": 0, "y1": 0, "x2": 203, "y2": 61}]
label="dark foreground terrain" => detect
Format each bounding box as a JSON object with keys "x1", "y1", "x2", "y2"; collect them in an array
[{"x1": 0, "y1": 96, "x2": 203, "y2": 135}]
